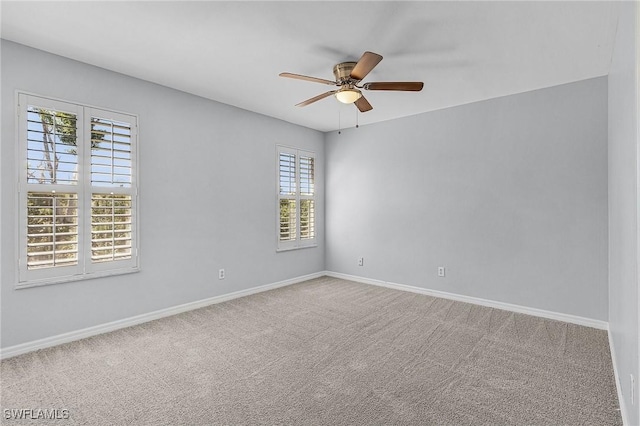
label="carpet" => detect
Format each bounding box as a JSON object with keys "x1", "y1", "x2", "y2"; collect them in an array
[{"x1": 1, "y1": 276, "x2": 622, "y2": 425}]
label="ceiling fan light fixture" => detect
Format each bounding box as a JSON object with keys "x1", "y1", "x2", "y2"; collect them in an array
[{"x1": 335, "y1": 87, "x2": 362, "y2": 104}]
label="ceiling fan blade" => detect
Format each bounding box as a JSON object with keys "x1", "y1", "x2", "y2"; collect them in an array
[
  {"x1": 350, "y1": 51, "x2": 383, "y2": 81},
  {"x1": 363, "y1": 82, "x2": 424, "y2": 91},
  {"x1": 279, "y1": 72, "x2": 337, "y2": 86},
  {"x1": 355, "y1": 96, "x2": 373, "y2": 112},
  {"x1": 296, "y1": 91, "x2": 337, "y2": 107}
]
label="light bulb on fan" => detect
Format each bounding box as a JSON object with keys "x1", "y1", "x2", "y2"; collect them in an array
[{"x1": 335, "y1": 87, "x2": 362, "y2": 104}]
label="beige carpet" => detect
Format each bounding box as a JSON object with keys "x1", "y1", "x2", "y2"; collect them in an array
[{"x1": 1, "y1": 277, "x2": 621, "y2": 425}]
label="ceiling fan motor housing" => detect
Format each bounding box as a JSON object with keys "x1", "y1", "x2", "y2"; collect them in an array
[{"x1": 333, "y1": 62, "x2": 358, "y2": 83}]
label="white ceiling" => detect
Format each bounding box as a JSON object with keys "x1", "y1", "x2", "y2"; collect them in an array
[{"x1": 1, "y1": 1, "x2": 620, "y2": 132}]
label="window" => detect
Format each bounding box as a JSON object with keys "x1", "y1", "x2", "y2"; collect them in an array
[
  {"x1": 277, "y1": 146, "x2": 316, "y2": 250},
  {"x1": 17, "y1": 94, "x2": 138, "y2": 287}
]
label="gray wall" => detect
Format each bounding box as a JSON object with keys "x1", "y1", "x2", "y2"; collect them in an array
[
  {"x1": 608, "y1": 2, "x2": 639, "y2": 424},
  {"x1": 1, "y1": 41, "x2": 325, "y2": 348},
  {"x1": 1, "y1": 35, "x2": 620, "y2": 368},
  {"x1": 326, "y1": 77, "x2": 609, "y2": 321}
]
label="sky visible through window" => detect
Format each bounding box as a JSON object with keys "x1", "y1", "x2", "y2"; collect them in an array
[{"x1": 27, "y1": 107, "x2": 133, "y2": 188}]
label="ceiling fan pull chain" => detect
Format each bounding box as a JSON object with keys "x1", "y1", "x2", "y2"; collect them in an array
[
  {"x1": 356, "y1": 108, "x2": 359, "y2": 129},
  {"x1": 338, "y1": 106, "x2": 341, "y2": 135}
]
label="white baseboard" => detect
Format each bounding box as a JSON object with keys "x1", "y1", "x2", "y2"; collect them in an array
[
  {"x1": 608, "y1": 328, "x2": 630, "y2": 426},
  {"x1": 1, "y1": 270, "x2": 610, "y2": 359},
  {"x1": 0, "y1": 271, "x2": 324, "y2": 360},
  {"x1": 325, "y1": 271, "x2": 609, "y2": 330}
]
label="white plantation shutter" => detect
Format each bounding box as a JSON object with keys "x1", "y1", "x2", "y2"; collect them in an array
[
  {"x1": 87, "y1": 110, "x2": 137, "y2": 273},
  {"x1": 279, "y1": 152, "x2": 296, "y2": 196},
  {"x1": 87, "y1": 109, "x2": 137, "y2": 271},
  {"x1": 279, "y1": 199, "x2": 297, "y2": 242},
  {"x1": 277, "y1": 146, "x2": 316, "y2": 250},
  {"x1": 300, "y1": 199, "x2": 315, "y2": 240},
  {"x1": 26, "y1": 192, "x2": 79, "y2": 269},
  {"x1": 91, "y1": 194, "x2": 133, "y2": 263},
  {"x1": 299, "y1": 156, "x2": 315, "y2": 240},
  {"x1": 90, "y1": 117, "x2": 133, "y2": 188},
  {"x1": 19, "y1": 95, "x2": 84, "y2": 283},
  {"x1": 26, "y1": 106, "x2": 79, "y2": 185},
  {"x1": 279, "y1": 151, "x2": 297, "y2": 244},
  {"x1": 17, "y1": 94, "x2": 138, "y2": 287},
  {"x1": 299, "y1": 156, "x2": 314, "y2": 196}
]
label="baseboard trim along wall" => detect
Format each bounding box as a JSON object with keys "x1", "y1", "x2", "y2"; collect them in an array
[
  {"x1": 0, "y1": 271, "x2": 325, "y2": 360},
  {"x1": 1, "y1": 271, "x2": 610, "y2": 360},
  {"x1": 325, "y1": 271, "x2": 609, "y2": 331}
]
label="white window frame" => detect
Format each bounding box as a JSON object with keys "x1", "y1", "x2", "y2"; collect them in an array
[
  {"x1": 276, "y1": 145, "x2": 317, "y2": 251},
  {"x1": 16, "y1": 93, "x2": 139, "y2": 288}
]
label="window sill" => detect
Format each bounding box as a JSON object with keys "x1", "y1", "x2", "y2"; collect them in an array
[
  {"x1": 15, "y1": 267, "x2": 140, "y2": 290},
  {"x1": 276, "y1": 244, "x2": 318, "y2": 253}
]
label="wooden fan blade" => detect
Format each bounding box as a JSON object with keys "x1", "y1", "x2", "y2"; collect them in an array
[
  {"x1": 363, "y1": 82, "x2": 424, "y2": 91},
  {"x1": 355, "y1": 96, "x2": 373, "y2": 112},
  {"x1": 279, "y1": 72, "x2": 337, "y2": 86},
  {"x1": 350, "y1": 51, "x2": 383, "y2": 81},
  {"x1": 296, "y1": 91, "x2": 337, "y2": 107}
]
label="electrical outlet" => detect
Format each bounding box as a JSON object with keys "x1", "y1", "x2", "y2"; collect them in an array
[
  {"x1": 632, "y1": 374, "x2": 635, "y2": 405},
  {"x1": 218, "y1": 269, "x2": 225, "y2": 280},
  {"x1": 358, "y1": 257, "x2": 364, "y2": 266},
  {"x1": 438, "y1": 266, "x2": 445, "y2": 277}
]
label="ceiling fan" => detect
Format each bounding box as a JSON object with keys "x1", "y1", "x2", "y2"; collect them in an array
[{"x1": 279, "y1": 51, "x2": 424, "y2": 112}]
